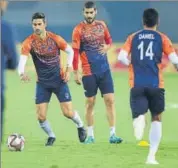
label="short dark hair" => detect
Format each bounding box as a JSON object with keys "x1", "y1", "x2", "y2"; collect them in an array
[
  {"x1": 143, "y1": 8, "x2": 159, "y2": 27},
  {"x1": 84, "y1": 1, "x2": 96, "y2": 9},
  {"x1": 32, "y1": 12, "x2": 45, "y2": 22}
]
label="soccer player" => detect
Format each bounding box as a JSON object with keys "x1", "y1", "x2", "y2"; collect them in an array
[
  {"x1": 1, "y1": 0, "x2": 18, "y2": 142},
  {"x1": 17, "y1": 12, "x2": 86, "y2": 146},
  {"x1": 72, "y1": 1, "x2": 122, "y2": 144},
  {"x1": 118, "y1": 8, "x2": 178, "y2": 164}
]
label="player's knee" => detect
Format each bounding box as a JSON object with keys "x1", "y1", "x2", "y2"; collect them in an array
[
  {"x1": 61, "y1": 103, "x2": 73, "y2": 119},
  {"x1": 152, "y1": 114, "x2": 162, "y2": 121},
  {"x1": 105, "y1": 97, "x2": 114, "y2": 107},
  {"x1": 37, "y1": 114, "x2": 46, "y2": 122},
  {"x1": 63, "y1": 111, "x2": 73, "y2": 119},
  {"x1": 86, "y1": 98, "x2": 95, "y2": 110}
]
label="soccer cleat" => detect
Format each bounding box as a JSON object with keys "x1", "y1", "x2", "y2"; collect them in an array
[
  {"x1": 45, "y1": 137, "x2": 56, "y2": 146},
  {"x1": 138, "y1": 140, "x2": 149, "y2": 147},
  {"x1": 84, "y1": 136, "x2": 95, "y2": 144},
  {"x1": 109, "y1": 135, "x2": 123, "y2": 144},
  {"x1": 77, "y1": 127, "x2": 87, "y2": 143}
]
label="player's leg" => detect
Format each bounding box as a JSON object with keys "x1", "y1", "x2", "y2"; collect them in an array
[
  {"x1": 35, "y1": 83, "x2": 55, "y2": 146},
  {"x1": 146, "y1": 88, "x2": 165, "y2": 164},
  {"x1": 82, "y1": 75, "x2": 98, "y2": 143},
  {"x1": 130, "y1": 87, "x2": 148, "y2": 143},
  {"x1": 54, "y1": 82, "x2": 86, "y2": 143},
  {"x1": 99, "y1": 70, "x2": 122, "y2": 143}
]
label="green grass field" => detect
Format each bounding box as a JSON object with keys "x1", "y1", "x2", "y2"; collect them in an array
[{"x1": 1, "y1": 68, "x2": 178, "y2": 168}]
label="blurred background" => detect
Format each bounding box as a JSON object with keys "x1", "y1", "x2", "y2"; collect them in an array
[{"x1": 3, "y1": 1, "x2": 178, "y2": 72}]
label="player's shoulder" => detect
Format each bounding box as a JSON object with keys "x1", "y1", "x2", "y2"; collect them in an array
[
  {"x1": 127, "y1": 30, "x2": 142, "y2": 40},
  {"x1": 47, "y1": 31, "x2": 59, "y2": 38},
  {"x1": 73, "y1": 22, "x2": 84, "y2": 31},
  {"x1": 156, "y1": 31, "x2": 170, "y2": 41},
  {"x1": 47, "y1": 31, "x2": 66, "y2": 41},
  {"x1": 22, "y1": 34, "x2": 35, "y2": 44},
  {"x1": 95, "y1": 20, "x2": 108, "y2": 27}
]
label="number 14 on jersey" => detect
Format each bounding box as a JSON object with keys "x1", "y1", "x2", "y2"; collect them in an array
[{"x1": 138, "y1": 41, "x2": 154, "y2": 60}]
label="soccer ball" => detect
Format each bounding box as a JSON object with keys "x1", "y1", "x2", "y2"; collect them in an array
[{"x1": 7, "y1": 133, "x2": 25, "y2": 151}]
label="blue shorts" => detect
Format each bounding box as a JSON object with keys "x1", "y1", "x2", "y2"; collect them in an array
[
  {"x1": 130, "y1": 87, "x2": 165, "y2": 118},
  {"x1": 82, "y1": 70, "x2": 114, "y2": 97},
  {"x1": 35, "y1": 82, "x2": 72, "y2": 104}
]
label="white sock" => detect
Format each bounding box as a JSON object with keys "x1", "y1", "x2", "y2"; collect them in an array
[
  {"x1": 71, "y1": 111, "x2": 84, "y2": 128},
  {"x1": 133, "y1": 115, "x2": 145, "y2": 140},
  {"x1": 87, "y1": 126, "x2": 94, "y2": 137},
  {"x1": 110, "y1": 127, "x2": 116, "y2": 136},
  {"x1": 148, "y1": 121, "x2": 162, "y2": 158},
  {"x1": 39, "y1": 120, "x2": 56, "y2": 138}
]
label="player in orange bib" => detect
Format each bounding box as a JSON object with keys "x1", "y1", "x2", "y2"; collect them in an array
[
  {"x1": 72, "y1": 1, "x2": 123, "y2": 144},
  {"x1": 118, "y1": 8, "x2": 178, "y2": 164},
  {"x1": 18, "y1": 13, "x2": 86, "y2": 146}
]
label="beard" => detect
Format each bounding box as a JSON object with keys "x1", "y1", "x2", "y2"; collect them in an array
[
  {"x1": 35, "y1": 29, "x2": 42, "y2": 35},
  {"x1": 85, "y1": 17, "x2": 95, "y2": 24}
]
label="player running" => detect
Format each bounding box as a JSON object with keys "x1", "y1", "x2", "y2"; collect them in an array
[
  {"x1": 18, "y1": 12, "x2": 86, "y2": 146},
  {"x1": 72, "y1": 1, "x2": 122, "y2": 144},
  {"x1": 118, "y1": 8, "x2": 178, "y2": 164}
]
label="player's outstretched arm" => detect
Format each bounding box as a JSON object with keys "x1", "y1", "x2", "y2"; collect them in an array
[{"x1": 17, "y1": 55, "x2": 30, "y2": 82}]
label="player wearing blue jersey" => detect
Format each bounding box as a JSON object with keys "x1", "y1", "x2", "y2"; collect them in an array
[
  {"x1": 18, "y1": 13, "x2": 86, "y2": 146},
  {"x1": 118, "y1": 8, "x2": 178, "y2": 164},
  {"x1": 72, "y1": 1, "x2": 122, "y2": 144},
  {"x1": 1, "y1": 0, "x2": 18, "y2": 142}
]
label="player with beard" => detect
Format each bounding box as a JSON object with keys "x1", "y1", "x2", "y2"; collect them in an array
[{"x1": 72, "y1": 1, "x2": 123, "y2": 144}]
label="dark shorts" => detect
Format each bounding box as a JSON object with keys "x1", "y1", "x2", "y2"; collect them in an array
[
  {"x1": 130, "y1": 87, "x2": 165, "y2": 118},
  {"x1": 35, "y1": 82, "x2": 72, "y2": 104},
  {"x1": 82, "y1": 70, "x2": 114, "y2": 97}
]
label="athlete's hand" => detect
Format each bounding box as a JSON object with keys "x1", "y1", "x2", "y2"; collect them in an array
[
  {"x1": 63, "y1": 67, "x2": 72, "y2": 83},
  {"x1": 74, "y1": 71, "x2": 81, "y2": 85},
  {"x1": 20, "y1": 74, "x2": 30, "y2": 82},
  {"x1": 98, "y1": 44, "x2": 110, "y2": 55}
]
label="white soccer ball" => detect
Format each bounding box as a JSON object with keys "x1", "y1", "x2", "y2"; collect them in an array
[{"x1": 7, "y1": 133, "x2": 25, "y2": 151}]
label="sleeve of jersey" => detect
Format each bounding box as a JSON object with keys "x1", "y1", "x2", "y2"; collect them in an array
[
  {"x1": 122, "y1": 35, "x2": 132, "y2": 53},
  {"x1": 72, "y1": 27, "x2": 81, "y2": 49},
  {"x1": 73, "y1": 48, "x2": 79, "y2": 71},
  {"x1": 18, "y1": 38, "x2": 31, "y2": 75},
  {"x1": 53, "y1": 35, "x2": 67, "y2": 51},
  {"x1": 162, "y1": 35, "x2": 178, "y2": 66},
  {"x1": 103, "y1": 22, "x2": 112, "y2": 45},
  {"x1": 21, "y1": 38, "x2": 31, "y2": 56},
  {"x1": 162, "y1": 35, "x2": 175, "y2": 56},
  {"x1": 72, "y1": 27, "x2": 81, "y2": 70}
]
